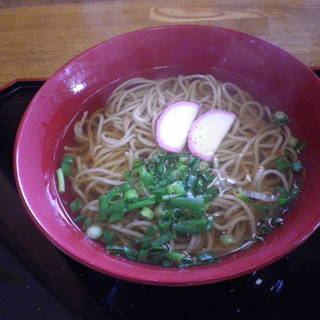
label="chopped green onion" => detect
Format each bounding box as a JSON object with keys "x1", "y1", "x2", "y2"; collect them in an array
[
  {"x1": 197, "y1": 251, "x2": 218, "y2": 264},
  {"x1": 133, "y1": 158, "x2": 143, "y2": 168},
  {"x1": 124, "y1": 189, "x2": 138, "y2": 201},
  {"x1": 278, "y1": 197, "x2": 289, "y2": 206},
  {"x1": 56, "y1": 168, "x2": 65, "y2": 193},
  {"x1": 150, "y1": 232, "x2": 175, "y2": 247},
  {"x1": 73, "y1": 214, "x2": 86, "y2": 224},
  {"x1": 271, "y1": 217, "x2": 284, "y2": 227},
  {"x1": 187, "y1": 157, "x2": 198, "y2": 167},
  {"x1": 204, "y1": 188, "x2": 219, "y2": 202},
  {"x1": 275, "y1": 186, "x2": 289, "y2": 197},
  {"x1": 195, "y1": 177, "x2": 205, "y2": 191},
  {"x1": 157, "y1": 222, "x2": 170, "y2": 233},
  {"x1": 178, "y1": 155, "x2": 188, "y2": 162},
  {"x1": 106, "y1": 245, "x2": 135, "y2": 258},
  {"x1": 107, "y1": 200, "x2": 126, "y2": 222},
  {"x1": 62, "y1": 155, "x2": 74, "y2": 163},
  {"x1": 179, "y1": 256, "x2": 194, "y2": 266},
  {"x1": 137, "y1": 165, "x2": 154, "y2": 186},
  {"x1": 162, "y1": 259, "x2": 173, "y2": 267},
  {"x1": 220, "y1": 234, "x2": 237, "y2": 246},
  {"x1": 146, "y1": 185, "x2": 156, "y2": 194},
  {"x1": 70, "y1": 198, "x2": 82, "y2": 213},
  {"x1": 99, "y1": 190, "x2": 124, "y2": 220},
  {"x1": 199, "y1": 171, "x2": 215, "y2": 183},
  {"x1": 164, "y1": 251, "x2": 186, "y2": 263},
  {"x1": 274, "y1": 158, "x2": 292, "y2": 171},
  {"x1": 141, "y1": 241, "x2": 152, "y2": 249},
  {"x1": 161, "y1": 194, "x2": 177, "y2": 201},
  {"x1": 145, "y1": 225, "x2": 157, "y2": 236},
  {"x1": 132, "y1": 235, "x2": 153, "y2": 246},
  {"x1": 147, "y1": 163, "x2": 156, "y2": 171},
  {"x1": 61, "y1": 162, "x2": 72, "y2": 176},
  {"x1": 186, "y1": 175, "x2": 197, "y2": 189},
  {"x1": 140, "y1": 207, "x2": 155, "y2": 220},
  {"x1": 148, "y1": 246, "x2": 169, "y2": 256},
  {"x1": 154, "y1": 204, "x2": 166, "y2": 216},
  {"x1": 108, "y1": 198, "x2": 126, "y2": 214},
  {"x1": 288, "y1": 136, "x2": 298, "y2": 147},
  {"x1": 117, "y1": 183, "x2": 133, "y2": 192},
  {"x1": 290, "y1": 184, "x2": 301, "y2": 200},
  {"x1": 108, "y1": 192, "x2": 122, "y2": 203},
  {"x1": 103, "y1": 231, "x2": 116, "y2": 245},
  {"x1": 292, "y1": 161, "x2": 303, "y2": 172},
  {"x1": 150, "y1": 156, "x2": 161, "y2": 163},
  {"x1": 127, "y1": 199, "x2": 156, "y2": 210},
  {"x1": 83, "y1": 218, "x2": 92, "y2": 230},
  {"x1": 172, "y1": 217, "x2": 213, "y2": 235},
  {"x1": 134, "y1": 181, "x2": 145, "y2": 193},
  {"x1": 98, "y1": 195, "x2": 110, "y2": 221},
  {"x1": 123, "y1": 170, "x2": 132, "y2": 182},
  {"x1": 137, "y1": 249, "x2": 149, "y2": 262},
  {"x1": 86, "y1": 225, "x2": 102, "y2": 239},
  {"x1": 167, "y1": 181, "x2": 186, "y2": 196},
  {"x1": 191, "y1": 158, "x2": 201, "y2": 170},
  {"x1": 176, "y1": 162, "x2": 188, "y2": 172},
  {"x1": 296, "y1": 141, "x2": 307, "y2": 153},
  {"x1": 158, "y1": 178, "x2": 174, "y2": 187},
  {"x1": 169, "y1": 197, "x2": 205, "y2": 213},
  {"x1": 258, "y1": 222, "x2": 273, "y2": 235},
  {"x1": 274, "y1": 111, "x2": 289, "y2": 125},
  {"x1": 168, "y1": 169, "x2": 180, "y2": 180},
  {"x1": 156, "y1": 162, "x2": 165, "y2": 175}
]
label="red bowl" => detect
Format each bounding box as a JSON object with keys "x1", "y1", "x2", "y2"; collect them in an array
[{"x1": 14, "y1": 25, "x2": 320, "y2": 286}]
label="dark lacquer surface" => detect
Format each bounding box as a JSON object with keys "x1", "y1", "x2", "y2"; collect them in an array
[{"x1": 0, "y1": 77, "x2": 320, "y2": 320}]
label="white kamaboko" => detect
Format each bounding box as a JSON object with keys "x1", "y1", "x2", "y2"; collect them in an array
[
  {"x1": 156, "y1": 102, "x2": 237, "y2": 161},
  {"x1": 156, "y1": 101, "x2": 200, "y2": 153},
  {"x1": 188, "y1": 110, "x2": 237, "y2": 161}
]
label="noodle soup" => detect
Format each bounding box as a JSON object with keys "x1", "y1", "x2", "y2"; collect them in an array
[{"x1": 57, "y1": 74, "x2": 305, "y2": 268}]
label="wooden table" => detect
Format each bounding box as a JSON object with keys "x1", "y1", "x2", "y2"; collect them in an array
[{"x1": 1, "y1": 0, "x2": 320, "y2": 87}]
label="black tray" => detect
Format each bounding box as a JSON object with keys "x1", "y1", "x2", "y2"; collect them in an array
[{"x1": 0, "y1": 75, "x2": 320, "y2": 320}]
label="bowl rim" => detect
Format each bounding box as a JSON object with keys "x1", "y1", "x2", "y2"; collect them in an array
[{"x1": 14, "y1": 24, "x2": 320, "y2": 286}]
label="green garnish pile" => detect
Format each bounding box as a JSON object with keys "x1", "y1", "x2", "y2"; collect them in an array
[{"x1": 79, "y1": 152, "x2": 220, "y2": 267}]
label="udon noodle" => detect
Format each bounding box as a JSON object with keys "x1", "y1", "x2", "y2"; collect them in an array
[{"x1": 63, "y1": 74, "x2": 303, "y2": 265}]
